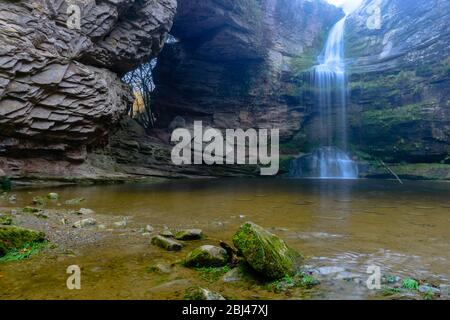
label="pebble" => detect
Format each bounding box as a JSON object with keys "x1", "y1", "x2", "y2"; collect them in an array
[
  {"x1": 78, "y1": 208, "x2": 95, "y2": 215},
  {"x1": 73, "y1": 218, "x2": 97, "y2": 228},
  {"x1": 146, "y1": 225, "x2": 154, "y2": 232}
]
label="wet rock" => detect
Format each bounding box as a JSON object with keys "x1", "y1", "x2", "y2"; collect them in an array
[
  {"x1": 174, "y1": 229, "x2": 203, "y2": 241},
  {"x1": 184, "y1": 287, "x2": 225, "y2": 300},
  {"x1": 151, "y1": 235, "x2": 183, "y2": 252},
  {"x1": 77, "y1": 208, "x2": 95, "y2": 215},
  {"x1": 114, "y1": 218, "x2": 128, "y2": 228},
  {"x1": 34, "y1": 211, "x2": 49, "y2": 219},
  {"x1": 0, "y1": 226, "x2": 46, "y2": 257},
  {"x1": 65, "y1": 198, "x2": 85, "y2": 205},
  {"x1": 73, "y1": 218, "x2": 97, "y2": 228},
  {"x1": 232, "y1": 222, "x2": 299, "y2": 279},
  {"x1": 439, "y1": 284, "x2": 450, "y2": 297},
  {"x1": 47, "y1": 193, "x2": 59, "y2": 200},
  {"x1": 23, "y1": 207, "x2": 42, "y2": 213},
  {"x1": 0, "y1": 215, "x2": 12, "y2": 226},
  {"x1": 147, "y1": 262, "x2": 173, "y2": 274},
  {"x1": 418, "y1": 285, "x2": 440, "y2": 294},
  {"x1": 222, "y1": 268, "x2": 245, "y2": 283},
  {"x1": 32, "y1": 196, "x2": 46, "y2": 206},
  {"x1": 160, "y1": 230, "x2": 174, "y2": 238},
  {"x1": 184, "y1": 245, "x2": 229, "y2": 268}
]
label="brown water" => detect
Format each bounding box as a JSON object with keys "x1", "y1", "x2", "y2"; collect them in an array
[{"x1": 1, "y1": 178, "x2": 449, "y2": 299}]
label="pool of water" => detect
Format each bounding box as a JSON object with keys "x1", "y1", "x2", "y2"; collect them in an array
[{"x1": 1, "y1": 178, "x2": 449, "y2": 299}]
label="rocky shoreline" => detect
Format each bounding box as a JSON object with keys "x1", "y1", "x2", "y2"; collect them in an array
[{"x1": 1, "y1": 190, "x2": 448, "y2": 300}]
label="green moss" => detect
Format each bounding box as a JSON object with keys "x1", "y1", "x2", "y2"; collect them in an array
[
  {"x1": 0, "y1": 241, "x2": 47, "y2": 262},
  {"x1": 402, "y1": 278, "x2": 419, "y2": 291},
  {"x1": 291, "y1": 52, "x2": 317, "y2": 74},
  {"x1": 380, "y1": 286, "x2": 402, "y2": 297},
  {"x1": 359, "y1": 103, "x2": 425, "y2": 128},
  {"x1": 23, "y1": 206, "x2": 42, "y2": 213},
  {"x1": 195, "y1": 266, "x2": 231, "y2": 283},
  {"x1": 266, "y1": 272, "x2": 319, "y2": 293},
  {"x1": 0, "y1": 226, "x2": 46, "y2": 257},
  {"x1": 232, "y1": 222, "x2": 299, "y2": 279},
  {"x1": 184, "y1": 245, "x2": 228, "y2": 268},
  {"x1": 0, "y1": 215, "x2": 12, "y2": 226}
]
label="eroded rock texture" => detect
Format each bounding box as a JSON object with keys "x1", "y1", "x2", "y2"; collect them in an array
[
  {"x1": 152, "y1": 0, "x2": 342, "y2": 140},
  {"x1": 345, "y1": 0, "x2": 450, "y2": 163},
  {"x1": 0, "y1": 0, "x2": 176, "y2": 178}
]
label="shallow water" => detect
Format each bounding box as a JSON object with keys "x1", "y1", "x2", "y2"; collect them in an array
[{"x1": 1, "y1": 178, "x2": 449, "y2": 299}]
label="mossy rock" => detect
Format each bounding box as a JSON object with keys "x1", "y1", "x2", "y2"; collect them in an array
[
  {"x1": 232, "y1": 222, "x2": 300, "y2": 279},
  {"x1": 174, "y1": 229, "x2": 203, "y2": 241},
  {"x1": 0, "y1": 215, "x2": 12, "y2": 226},
  {"x1": 151, "y1": 235, "x2": 183, "y2": 252},
  {"x1": 184, "y1": 245, "x2": 229, "y2": 268},
  {"x1": 0, "y1": 226, "x2": 46, "y2": 257}
]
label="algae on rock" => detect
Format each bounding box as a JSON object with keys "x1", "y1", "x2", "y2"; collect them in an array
[{"x1": 232, "y1": 222, "x2": 300, "y2": 279}]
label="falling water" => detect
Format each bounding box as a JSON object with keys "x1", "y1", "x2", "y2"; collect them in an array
[{"x1": 301, "y1": 16, "x2": 358, "y2": 179}]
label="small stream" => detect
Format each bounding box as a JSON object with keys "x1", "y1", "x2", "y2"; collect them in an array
[{"x1": 1, "y1": 178, "x2": 449, "y2": 299}]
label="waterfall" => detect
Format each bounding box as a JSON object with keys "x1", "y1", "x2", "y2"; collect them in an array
[{"x1": 290, "y1": 16, "x2": 358, "y2": 179}]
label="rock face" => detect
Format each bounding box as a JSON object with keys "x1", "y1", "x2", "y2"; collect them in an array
[
  {"x1": 152, "y1": 0, "x2": 342, "y2": 139},
  {"x1": 0, "y1": 0, "x2": 176, "y2": 177},
  {"x1": 232, "y1": 222, "x2": 299, "y2": 279},
  {"x1": 345, "y1": 0, "x2": 450, "y2": 164}
]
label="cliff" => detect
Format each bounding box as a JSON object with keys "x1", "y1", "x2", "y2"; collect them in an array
[{"x1": 0, "y1": 0, "x2": 176, "y2": 180}]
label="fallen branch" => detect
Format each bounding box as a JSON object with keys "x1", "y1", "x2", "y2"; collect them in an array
[{"x1": 379, "y1": 160, "x2": 403, "y2": 184}]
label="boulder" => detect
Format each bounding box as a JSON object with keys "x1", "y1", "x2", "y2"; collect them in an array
[
  {"x1": 174, "y1": 229, "x2": 203, "y2": 241},
  {"x1": 0, "y1": 226, "x2": 46, "y2": 257},
  {"x1": 184, "y1": 245, "x2": 229, "y2": 268},
  {"x1": 232, "y1": 222, "x2": 299, "y2": 279},
  {"x1": 151, "y1": 235, "x2": 183, "y2": 252}
]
